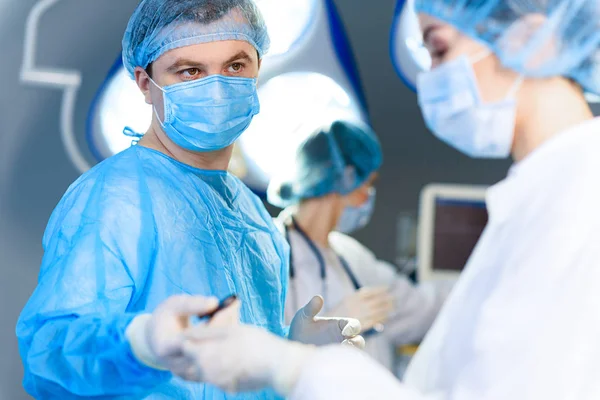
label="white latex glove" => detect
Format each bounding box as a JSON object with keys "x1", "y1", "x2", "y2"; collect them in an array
[
  {"x1": 289, "y1": 295, "x2": 365, "y2": 348},
  {"x1": 183, "y1": 322, "x2": 317, "y2": 395},
  {"x1": 126, "y1": 294, "x2": 221, "y2": 375},
  {"x1": 325, "y1": 286, "x2": 395, "y2": 333}
]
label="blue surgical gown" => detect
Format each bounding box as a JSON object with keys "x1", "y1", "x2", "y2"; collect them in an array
[{"x1": 16, "y1": 145, "x2": 289, "y2": 399}]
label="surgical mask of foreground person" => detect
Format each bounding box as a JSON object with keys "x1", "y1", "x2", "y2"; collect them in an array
[{"x1": 416, "y1": 12, "x2": 592, "y2": 162}]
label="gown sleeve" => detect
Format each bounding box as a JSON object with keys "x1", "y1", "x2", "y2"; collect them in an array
[{"x1": 16, "y1": 173, "x2": 172, "y2": 398}]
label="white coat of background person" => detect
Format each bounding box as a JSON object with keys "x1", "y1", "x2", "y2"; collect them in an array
[
  {"x1": 267, "y1": 120, "x2": 453, "y2": 372},
  {"x1": 172, "y1": 0, "x2": 600, "y2": 399}
]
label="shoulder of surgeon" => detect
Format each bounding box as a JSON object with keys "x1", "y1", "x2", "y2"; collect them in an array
[
  {"x1": 328, "y1": 231, "x2": 373, "y2": 260},
  {"x1": 535, "y1": 117, "x2": 600, "y2": 172},
  {"x1": 329, "y1": 231, "x2": 397, "y2": 285},
  {"x1": 43, "y1": 146, "x2": 168, "y2": 245},
  {"x1": 503, "y1": 117, "x2": 600, "y2": 202}
]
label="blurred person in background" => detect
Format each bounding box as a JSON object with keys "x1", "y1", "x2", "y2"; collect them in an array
[{"x1": 268, "y1": 120, "x2": 453, "y2": 373}]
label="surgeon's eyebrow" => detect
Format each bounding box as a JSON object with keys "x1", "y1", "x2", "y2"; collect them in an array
[
  {"x1": 422, "y1": 24, "x2": 441, "y2": 45},
  {"x1": 166, "y1": 58, "x2": 207, "y2": 73},
  {"x1": 222, "y1": 50, "x2": 254, "y2": 66},
  {"x1": 368, "y1": 173, "x2": 379, "y2": 186}
]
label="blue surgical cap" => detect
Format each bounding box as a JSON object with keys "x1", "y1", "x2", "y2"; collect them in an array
[
  {"x1": 414, "y1": 0, "x2": 600, "y2": 95},
  {"x1": 122, "y1": 0, "x2": 270, "y2": 79},
  {"x1": 268, "y1": 121, "x2": 383, "y2": 208}
]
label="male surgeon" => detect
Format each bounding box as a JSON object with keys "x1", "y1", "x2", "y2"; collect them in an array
[{"x1": 16, "y1": 1, "x2": 361, "y2": 399}]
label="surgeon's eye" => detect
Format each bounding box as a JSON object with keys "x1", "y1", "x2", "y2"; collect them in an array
[
  {"x1": 423, "y1": 25, "x2": 453, "y2": 68},
  {"x1": 431, "y1": 50, "x2": 447, "y2": 65},
  {"x1": 180, "y1": 68, "x2": 201, "y2": 80},
  {"x1": 228, "y1": 63, "x2": 244, "y2": 74},
  {"x1": 425, "y1": 39, "x2": 449, "y2": 68}
]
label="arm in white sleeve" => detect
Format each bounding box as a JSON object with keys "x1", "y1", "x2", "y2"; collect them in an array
[
  {"x1": 328, "y1": 233, "x2": 454, "y2": 345},
  {"x1": 383, "y1": 272, "x2": 454, "y2": 345},
  {"x1": 289, "y1": 346, "x2": 431, "y2": 400}
]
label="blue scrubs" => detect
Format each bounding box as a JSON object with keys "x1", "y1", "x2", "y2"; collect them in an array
[{"x1": 16, "y1": 145, "x2": 289, "y2": 399}]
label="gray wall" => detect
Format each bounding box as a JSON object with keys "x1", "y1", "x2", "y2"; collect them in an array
[{"x1": 0, "y1": 0, "x2": 549, "y2": 398}]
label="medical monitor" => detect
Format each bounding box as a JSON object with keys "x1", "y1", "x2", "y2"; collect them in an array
[{"x1": 418, "y1": 184, "x2": 489, "y2": 281}]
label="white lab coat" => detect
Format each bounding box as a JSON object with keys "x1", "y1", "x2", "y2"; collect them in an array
[
  {"x1": 276, "y1": 213, "x2": 452, "y2": 372},
  {"x1": 288, "y1": 118, "x2": 600, "y2": 399}
]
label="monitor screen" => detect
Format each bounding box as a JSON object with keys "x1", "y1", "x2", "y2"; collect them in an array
[{"x1": 432, "y1": 198, "x2": 488, "y2": 272}]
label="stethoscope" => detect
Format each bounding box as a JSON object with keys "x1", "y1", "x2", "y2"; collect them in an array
[{"x1": 285, "y1": 217, "x2": 384, "y2": 337}]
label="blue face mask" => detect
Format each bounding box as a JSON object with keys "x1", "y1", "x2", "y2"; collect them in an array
[
  {"x1": 336, "y1": 189, "x2": 376, "y2": 234},
  {"x1": 151, "y1": 75, "x2": 260, "y2": 152},
  {"x1": 416, "y1": 53, "x2": 523, "y2": 159}
]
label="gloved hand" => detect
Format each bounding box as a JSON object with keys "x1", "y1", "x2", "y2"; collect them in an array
[
  {"x1": 183, "y1": 322, "x2": 317, "y2": 395},
  {"x1": 289, "y1": 295, "x2": 365, "y2": 348},
  {"x1": 126, "y1": 294, "x2": 222, "y2": 374},
  {"x1": 325, "y1": 286, "x2": 394, "y2": 333}
]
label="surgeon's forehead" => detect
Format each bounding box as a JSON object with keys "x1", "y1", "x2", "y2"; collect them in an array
[
  {"x1": 366, "y1": 172, "x2": 379, "y2": 185},
  {"x1": 155, "y1": 39, "x2": 258, "y2": 67}
]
